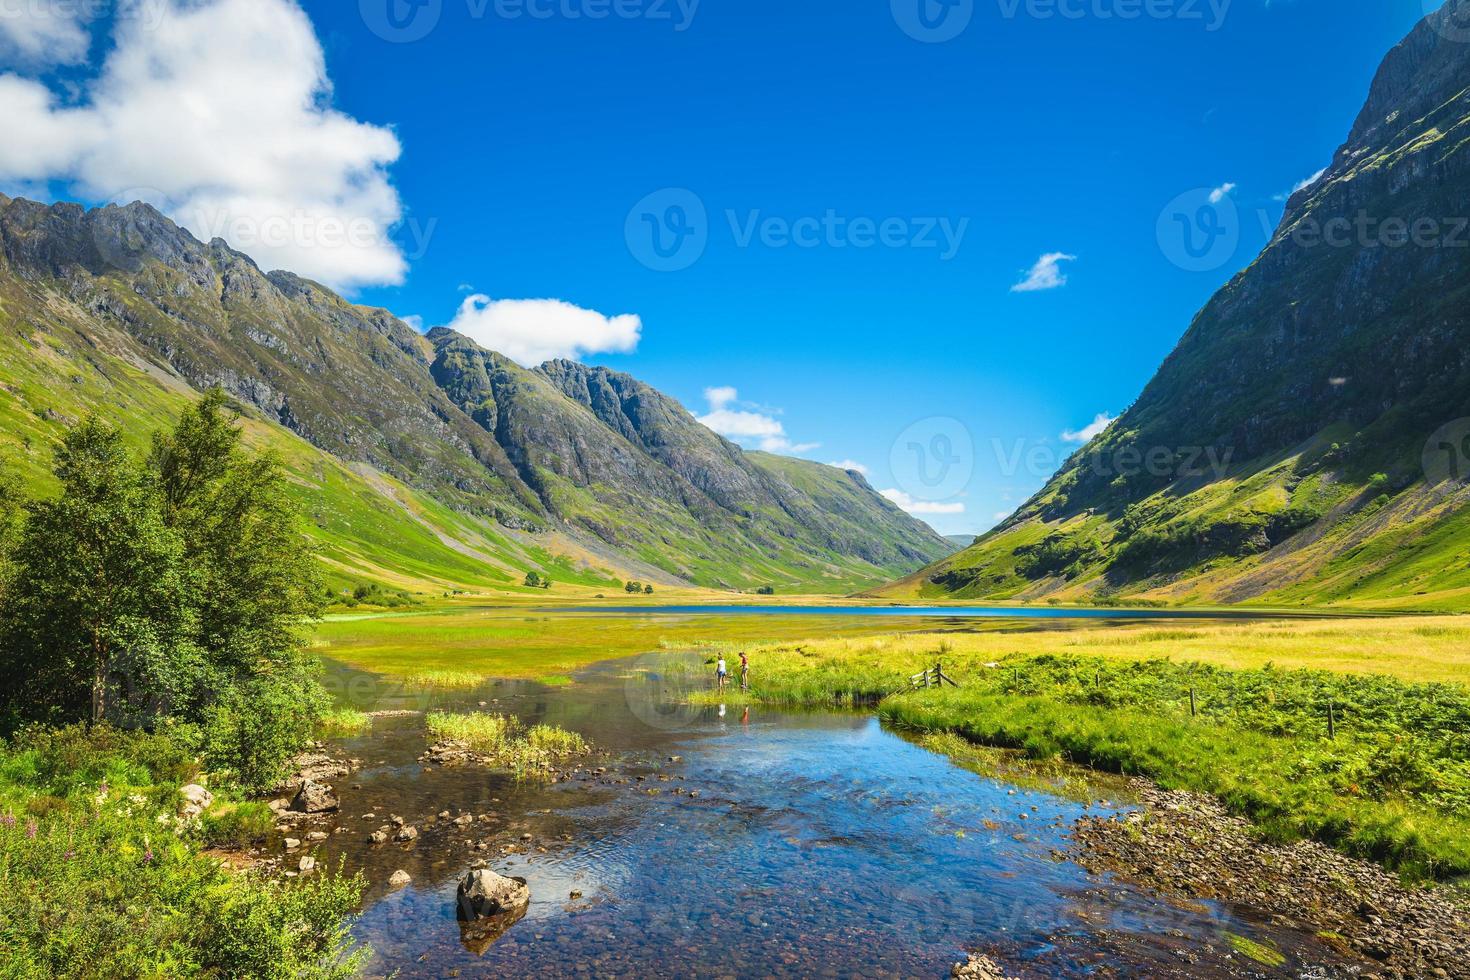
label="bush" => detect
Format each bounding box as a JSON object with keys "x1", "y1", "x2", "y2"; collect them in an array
[
  {"x1": 196, "y1": 673, "x2": 326, "y2": 795},
  {"x1": 198, "y1": 801, "x2": 275, "y2": 848}
]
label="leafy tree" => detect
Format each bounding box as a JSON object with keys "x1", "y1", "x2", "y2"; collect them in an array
[
  {"x1": 643, "y1": 584, "x2": 654, "y2": 595},
  {"x1": 0, "y1": 418, "x2": 192, "y2": 727},
  {"x1": 149, "y1": 392, "x2": 324, "y2": 709},
  {"x1": 624, "y1": 580, "x2": 642, "y2": 594},
  {"x1": 524, "y1": 571, "x2": 543, "y2": 588},
  {"x1": 756, "y1": 586, "x2": 775, "y2": 596}
]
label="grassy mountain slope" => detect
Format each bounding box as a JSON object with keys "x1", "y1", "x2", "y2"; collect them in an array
[
  {"x1": 886, "y1": 3, "x2": 1470, "y2": 610},
  {"x1": 0, "y1": 195, "x2": 948, "y2": 593}
]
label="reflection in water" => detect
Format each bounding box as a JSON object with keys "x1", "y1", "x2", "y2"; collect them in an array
[{"x1": 311, "y1": 650, "x2": 1365, "y2": 978}]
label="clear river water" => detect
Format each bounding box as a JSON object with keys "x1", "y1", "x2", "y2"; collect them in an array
[{"x1": 307, "y1": 608, "x2": 1365, "y2": 978}]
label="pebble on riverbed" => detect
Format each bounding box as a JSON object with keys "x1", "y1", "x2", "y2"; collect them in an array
[{"x1": 1069, "y1": 779, "x2": 1470, "y2": 978}]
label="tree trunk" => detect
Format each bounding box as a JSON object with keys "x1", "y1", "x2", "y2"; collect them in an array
[{"x1": 91, "y1": 634, "x2": 107, "y2": 726}]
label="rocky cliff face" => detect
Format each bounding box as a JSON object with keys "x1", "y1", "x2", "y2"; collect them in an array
[
  {"x1": 895, "y1": 3, "x2": 1470, "y2": 608},
  {"x1": 0, "y1": 197, "x2": 949, "y2": 590}
]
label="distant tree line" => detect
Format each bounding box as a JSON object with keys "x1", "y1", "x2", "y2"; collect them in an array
[
  {"x1": 624, "y1": 581, "x2": 654, "y2": 594},
  {"x1": 0, "y1": 392, "x2": 327, "y2": 791}
]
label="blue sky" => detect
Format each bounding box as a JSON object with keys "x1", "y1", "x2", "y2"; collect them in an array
[{"x1": 0, "y1": 0, "x2": 1441, "y2": 535}]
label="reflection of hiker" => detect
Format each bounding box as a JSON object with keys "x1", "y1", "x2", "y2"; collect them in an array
[
  {"x1": 739, "y1": 651, "x2": 750, "y2": 691},
  {"x1": 717, "y1": 655, "x2": 728, "y2": 691}
]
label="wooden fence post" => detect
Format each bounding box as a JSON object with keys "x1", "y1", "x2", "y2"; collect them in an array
[{"x1": 1189, "y1": 686, "x2": 1197, "y2": 718}]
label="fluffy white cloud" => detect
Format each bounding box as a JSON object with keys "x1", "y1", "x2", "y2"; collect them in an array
[
  {"x1": 446, "y1": 295, "x2": 641, "y2": 367},
  {"x1": 881, "y1": 488, "x2": 965, "y2": 516},
  {"x1": 1208, "y1": 181, "x2": 1237, "y2": 204},
  {"x1": 1011, "y1": 251, "x2": 1076, "y2": 293},
  {"x1": 0, "y1": 0, "x2": 96, "y2": 63},
  {"x1": 1061, "y1": 412, "x2": 1116, "y2": 443},
  {"x1": 827, "y1": 459, "x2": 870, "y2": 475},
  {"x1": 0, "y1": 0, "x2": 406, "y2": 291},
  {"x1": 992, "y1": 510, "x2": 1012, "y2": 521},
  {"x1": 695, "y1": 387, "x2": 818, "y2": 454}
]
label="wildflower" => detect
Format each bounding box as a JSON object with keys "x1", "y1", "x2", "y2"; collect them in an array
[
  {"x1": 0, "y1": 814, "x2": 14, "y2": 829},
  {"x1": 25, "y1": 822, "x2": 37, "y2": 839},
  {"x1": 144, "y1": 847, "x2": 154, "y2": 863}
]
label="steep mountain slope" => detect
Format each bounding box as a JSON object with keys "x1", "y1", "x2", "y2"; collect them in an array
[
  {"x1": 0, "y1": 195, "x2": 949, "y2": 593},
  {"x1": 891, "y1": 3, "x2": 1470, "y2": 610}
]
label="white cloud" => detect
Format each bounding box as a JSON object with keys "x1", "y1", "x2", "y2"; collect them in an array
[
  {"x1": 695, "y1": 387, "x2": 818, "y2": 454},
  {"x1": 1208, "y1": 182, "x2": 1237, "y2": 204},
  {"x1": 880, "y1": 488, "x2": 965, "y2": 516},
  {"x1": 1288, "y1": 168, "x2": 1327, "y2": 198},
  {"x1": 0, "y1": 0, "x2": 406, "y2": 291},
  {"x1": 1061, "y1": 412, "x2": 1116, "y2": 443},
  {"x1": 0, "y1": 0, "x2": 93, "y2": 64},
  {"x1": 1011, "y1": 251, "x2": 1076, "y2": 293},
  {"x1": 827, "y1": 459, "x2": 870, "y2": 475},
  {"x1": 993, "y1": 510, "x2": 1012, "y2": 521},
  {"x1": 446, "y1": 295, "x2": 641, "y2": 367}
]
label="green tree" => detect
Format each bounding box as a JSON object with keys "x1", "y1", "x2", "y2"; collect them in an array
[
  {"x1": 150, "y1": 392, "x2": 324, "y2": 713},
  {"x1": 524, "y1": 571, "x2": 543, "y2": 588},
  {"x1": 1, "y1": 418, "x2": 191, "y2": 727},
  {"x1": 624, "y1": 580, "x2": 642, "y2": 594},
  {"x1": 643, "y1": 584, "x2": 654, "y2": 595}
]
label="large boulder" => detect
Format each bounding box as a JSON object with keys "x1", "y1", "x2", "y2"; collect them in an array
[
  {"x1": 178, "y1": 784, "x2": 213, "y2": 821},
  {"x1": 289, "y1": 779, "x2": 339, "y2": 814},
  {"x1": 456, "y1": 869, "x2": 530, "y2": 920},
  {"x1": 456, "y1": 869, "x2": 529, "y2": 955}
]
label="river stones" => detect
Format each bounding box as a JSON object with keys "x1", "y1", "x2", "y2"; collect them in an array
[
  {"x1": 456, "y1": 869, "x2": 530, "y2": 955},
  {"x1": 952, "y1": 954, "x2": 1016, "y2": 980},
  {"x1": 289, "y1": 779, "x2": 339, "y2": 814},
  {"x1": 388, "y1": 870, "x2": 411, "y2": 887}
]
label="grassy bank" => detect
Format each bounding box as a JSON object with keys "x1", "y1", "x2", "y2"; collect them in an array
[
  {"x1": 313, "y1": 605, "x2": 1024, "y2": 682},
  {"x1": 0, "y1": 726, "x2": 368, "y2": 978},
  {"x1": 714, "y1": 616, "x2": 1470, "y2": 881}
]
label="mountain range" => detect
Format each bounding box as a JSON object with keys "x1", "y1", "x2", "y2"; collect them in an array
[
  {"x1": 0, "y1": 194, "x2": 950, "y2": 594},
  {"x1": 887, "y1": 2, "x2": 1470, "y2": 611}
]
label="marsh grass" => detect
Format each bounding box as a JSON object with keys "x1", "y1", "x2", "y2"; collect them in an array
[
  {"x1": 424, "y1": 712, "x2": 589, "y2": 777},
  {"x1": 316, "y1": 707, "x2": 372, "y2": 736},
  {"x1": 404, "y1": 669, "x2": 486, "y2": 690}
]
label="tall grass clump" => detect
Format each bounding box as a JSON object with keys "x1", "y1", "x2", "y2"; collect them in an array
[{"x1": 425, "y1": 711, "x2": 588, "y2": 777}]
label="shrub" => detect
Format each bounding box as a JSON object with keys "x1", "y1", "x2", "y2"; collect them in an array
[{"x1": 196, "y1": 673, "x2": 326, "y2": 795}]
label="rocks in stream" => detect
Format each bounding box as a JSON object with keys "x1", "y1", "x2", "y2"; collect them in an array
[
  {"x1": 1069, "y1": 779, "x2": 1470, "y2": 978},
  {"x1": 456, "y1": 868, "x2": 531, "y2": 956},
  {"x1": 388, "y1": 870, "x2": 411, "y2": 888},
  {"x1": 951, "y1": 955, "x2": 1016, "y2": 980},
  {"x1": 289, "y1": 780, "x2": 339, "y2": 814}
]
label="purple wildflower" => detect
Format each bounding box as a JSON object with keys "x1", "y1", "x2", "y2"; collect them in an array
[
  {"x1": 0, "y1": 814, "x2": 14, "y2": 829},
  {"x1": 25, "y1": 822, "x2": 37, "y2": 839}
]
